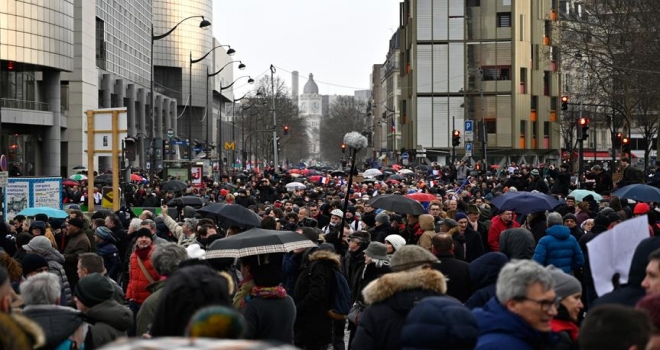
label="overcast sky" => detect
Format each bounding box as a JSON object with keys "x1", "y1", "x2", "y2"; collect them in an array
[{"x1": 213, "y1": 1, "x2": 401, "y2": 98}]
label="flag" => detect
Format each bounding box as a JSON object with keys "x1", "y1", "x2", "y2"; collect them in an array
[
  {"x1": 428, "y1": 180, "x2": 436, "y2": 188},
  {"x1": 391, "y1": 119, "x2": 396, "y2": 133}
]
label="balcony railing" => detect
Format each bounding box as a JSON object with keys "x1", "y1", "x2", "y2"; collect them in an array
[{"x1": 1, "y1": 98, "x2": 50, "y2": 112}]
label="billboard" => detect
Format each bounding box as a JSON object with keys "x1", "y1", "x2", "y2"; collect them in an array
[{"x1": 4, "y1": 177, "x2": 62, "y2": 221}]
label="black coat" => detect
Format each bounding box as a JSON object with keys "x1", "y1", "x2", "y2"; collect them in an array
[
  {"x1": 456, "y1": 226, "x2": 485, "y2": 263},
  {"x1": 435, "y1": 253, "x2": 472, "y2": 303},
  {"x1": 549, "y1": 168, "x2": 571, "y2": 195},
  {"x1": 464, "y1": 252, "x2": 509, "y2": 310},
  {"x1": 344, "y1": 249, "x2": 366, "y2": 304},
  {"x1": 292, "y1": 249, "x2": 341, "y2": 346}
]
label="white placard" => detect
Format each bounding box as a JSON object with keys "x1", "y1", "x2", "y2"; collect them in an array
[
  {"x1": 587, "y1": 215, "x2": 649, "y2": 296},
  {"x1": 5, "y1": 182, "x2": 29, "y2": 221},
  {"x1": 33, "y1": 181, "x2": 62, "y2": 209},
  {"x1": 0, "y1": 172, "x2": 8, "y2": 187}
]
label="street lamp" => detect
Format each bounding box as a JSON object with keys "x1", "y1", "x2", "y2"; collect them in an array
[
  {"x1": 231, "y1": 91, "x2": 262, "y2": 169},
  {"x1": 206, "y1": 60, "x2": 246, "y2": 172},
  {"x1": 189, "y1": 45, "x2": 235, "y2": 167},
  {"x1": 215, "y1": 75, "x2": 254, "y2": 173},
  {"x1": 149, "y1": 16, "x2": 210, "y2": 177}
]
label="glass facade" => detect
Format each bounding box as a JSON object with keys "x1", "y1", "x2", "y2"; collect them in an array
[{"x1": 0, "y1": 0, "x2": 74, "y2": 71}]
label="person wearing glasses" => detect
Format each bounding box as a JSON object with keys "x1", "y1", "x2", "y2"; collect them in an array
[{"x1": 474, "y1": 260, "x2": 559, "y2": 349}]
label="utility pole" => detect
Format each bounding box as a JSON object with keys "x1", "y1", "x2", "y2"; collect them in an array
[{"x1": 270, "y1": 65, "x2": 279, "y2": 171}]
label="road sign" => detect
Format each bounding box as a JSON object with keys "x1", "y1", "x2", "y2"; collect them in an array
[
  {"x1": 166, "y1": 129, "x2": 175, "y2": 139},
  {"x1": 401, "y1": 152, "x2": 409, "y2": 160},
  {"x1": 464, "y1": 120, "x2": 474, "y2": 141},
  {"x1": 224, "y1": 141, "x2": 235, "y2": 150},
  {"x1": 465, "y1": 142, "x2": 473, "y2": 157},
  {"x1": 0, "y1": 171, "x2": 7, "y2": 187}
]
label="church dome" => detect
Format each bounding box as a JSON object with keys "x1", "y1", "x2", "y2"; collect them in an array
[{"x1": 303, "y1": 73, "x2": 319, "y2": 95}]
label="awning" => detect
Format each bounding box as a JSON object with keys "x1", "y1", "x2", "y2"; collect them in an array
[{"x1": 582, "y1": 151, "x2": 637, "y2": 159}]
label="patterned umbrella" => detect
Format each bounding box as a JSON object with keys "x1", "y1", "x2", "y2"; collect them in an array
[
  {"x1": 205, "y1": 228, "x2": 317, "y2": 259},
  {"x1": 69, "y1": 174, "x2": 87, "y2": 181}
]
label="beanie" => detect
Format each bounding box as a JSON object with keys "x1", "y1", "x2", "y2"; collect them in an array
[
  {"x1": 73, "y1": 273, "x2": 114, "y2": 307},
  {"x1": 634, "y1": 202, "x2": 651, "y2": 215},
  {"x1": 562, "y1": 213, "x2": 578, "y2": 223},
  {"x1": 375, "y1": 212, "x2": 391, "y2": 225},
  {"x1": 135, "y1": 227, "x2": 153, "y2": 240},
  {"x1": 607, "y1": 212, "x2": 623, "y2": 223},
  {"x1": 68, "y1": 218, "x2": 85, "y2": 229},
  {"x1": 547, "y1": 266, "x2": 582, "y2": 300},
  {"x1": 21, "y1": 254, "x2": 48, "y2": 276},
  {"x1": 455, "y1": 212, "x2": 468, "y2": 221},
  {"x1": 384, "y1": 234, "x2": 406, "y2": 253},
  {"x1": 594, "y1": 214, "x2": 610, "y2": 228},
  {"x1": 390, "y1": 245, "x2": 439, "y2": 272},
  {"x1": 94, "y1": 226, "x2": 115, "y2": 242}
]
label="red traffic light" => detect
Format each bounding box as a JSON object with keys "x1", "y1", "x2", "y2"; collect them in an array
[
  {"x1": 7, "y1": 61, "x2": 14, "y2": 70},
  {"x1": 561, "y1": 96, "x2": 569, "y2": 103},
  {"x1": 579, "y1": 118, "x2": 589, "y2": 126},
  {"x1": 622, "y1": 137, "x2": 630, "y2": 144},
  {"x1": 341, "y1": 143, "x2": 346, "y2": 149},
  {"x1": 452, "y1": 130, "x2": 461, "y2": 137},
  {"x1": 616, "y1": 132, "x2": 622, "y2": 138}
]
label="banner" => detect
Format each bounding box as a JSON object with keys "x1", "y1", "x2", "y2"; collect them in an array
[{"x1": 4, "y1": 177, "x2": 62, "y2": 221}]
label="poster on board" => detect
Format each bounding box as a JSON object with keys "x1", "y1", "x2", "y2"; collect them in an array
[{"x1": 4, "y1": 177, "x2": 62, "y2": 221}]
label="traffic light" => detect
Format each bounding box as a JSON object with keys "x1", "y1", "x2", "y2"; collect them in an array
[
  {"x1": 614, "y1": 132, "x2": 623, "y2": 148},
  {"x1": 561, "y1": 96, "x2": 569, "y2": 110},
  {"x1": 622, "y1": 137, "x2": 631, "y2": 153},
  {"x1": 276, "y1": 136, "x2": 281, "y2": 152},
  {"x1": 341, "y1": 143, "x2": 346, "y2": 153},
  {"x1": 452, "y1": 130, "x2": 461, "y2": 147},
  {"x1": 579, "y1": 118, "x2": 589, "y2": 141},
  {"x1": 124, "y1": 137, "x2": 136, "y2": 161},
  {"x1": 283, "y1": 125, "x2": 289, "y2": 136}
]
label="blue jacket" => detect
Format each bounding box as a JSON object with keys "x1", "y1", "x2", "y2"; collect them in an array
[
  {"x1": 533, "y1": 225, "x2": 584, "y2": 273},
  {"x1": 97, "y1": 241, "x2": 120, "y2": 281},
  {"x1": 465, "y1": 252, "x2": 509, "y2": 310},
  {"x1": 473, "y1": 297, "x2": 558, "y2": 350}
]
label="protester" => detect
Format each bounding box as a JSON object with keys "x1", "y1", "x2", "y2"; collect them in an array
[
  {"x1": 579, "y1": 304, "x2": 652, "y2": 350},
  {"x1": 432, "y1": 233, "x2": 472, "y2": 302},
  {"x1": 533, "y1": 212, "x2": 584, "y2": 274},
  {"x1": 547, "y1": 266, "x2": 584, "y2": 350}
]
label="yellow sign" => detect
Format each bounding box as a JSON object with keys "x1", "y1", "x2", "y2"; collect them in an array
[
  {"x1": 224, "y1": 141, "x2": 235, "y2": 150},
  {"x1": 102, "y1": 186, "x2": 121, "y2": 209}
]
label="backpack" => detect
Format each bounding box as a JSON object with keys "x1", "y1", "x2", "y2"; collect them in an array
[{"x1": 328, "y1": 269, "x2": 352, "y2": 321}]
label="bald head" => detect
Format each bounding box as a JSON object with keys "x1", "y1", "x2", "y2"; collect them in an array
[{"x1": 431, "y1": 233, "x2": 454, "y2": 254}]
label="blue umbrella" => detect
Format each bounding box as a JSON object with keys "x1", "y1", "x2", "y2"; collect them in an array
[
  {"x1": 18, "y1": 207, "x2": 68, "y2": 219},
  {"x1": 568, "y1": 189, "x2": 603, "y2": 202},
  {"x1": 612, "y1": 184, "x2": 660, "y2": 203},
  {"x1": 490, "y1": 191, "x2": 561, "y2": 215}
]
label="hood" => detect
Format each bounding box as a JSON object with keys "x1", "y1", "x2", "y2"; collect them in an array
[
  {"x1": 0, "y1": 312, "x2": 46, "y2": 349},
  {"x1": 86, "y1": 300, "x2": 134, "y2": 331},
  {"x1": 22, "y1": 305, "x2": 84, "y2": 349},
  {"x1": 546, "y1": 225, "x2": 570, "y2": 240},
  {"x1": 469, "y1": 252, "x2": 509, "y2": 289},
  {"x1": 41, "y1": 248, "x2": 65, "y2": 265},
  {"x1": 419, "y1": 215, "x2": 435, "y2": 231},
  {"x1": 28, "y1": 221, "x2": 46, "y2": 236},
  {"x1": 446, "y1": 226, "x2": 461, "y2": 238},
  {"x1": 474, "y1": 297, "x2": 555, "y2": 345},
  {"x1": 628, "y1": 237, "x2": 660, "y2": 286},
  {"x1": 308, "y1": 249, "x2": 342, "y2": 268},
  {"x1": 362, "y1": 268, "x2": 447, "y2": 305},
  {"x1": 500, "y1": 228, "x2": 535, "y2": 260}
]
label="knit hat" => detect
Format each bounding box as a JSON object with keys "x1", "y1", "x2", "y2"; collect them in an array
[
  {"x1": 348, "y1": 231, "x2": 371, "y2": 242},
  {"x1": 634, "y1": 202, "x2": 651, "y2": 215},
  {"x1": 34, "y1": 213, "x2": 49, "y2": 223},
  {"x1": 563, "y1": 213, "x2": 578, "y2": 223},
  {"x1": 384, "y1": 234, "x2": 406, "y2": 253},
  {"x1": 530, "y1": 169, "x2": 540, "y2": 176},
  {"x1": 186, "y1": 306, "x2": 246, "y2": 339},
  {"x1": 73, "y1": 273, "x2": 114, "y2": 307},
  {"x1": 364, "y1": 242, "x2": 389, "y2": 261},
  {"x1": 594, "y1": 214, "x2": 610, "y2": 228},
  {"x1": 455, "y1": 212, "x2": 468, "y2": 222},
  {"x1": 94, "y1": 226, "x2": 115, "y2": 242},
  {"x1": 441, "y1": 219, "x2": 458, "y2": 229},
  {"x1": 607, "y1": 212, "x2": 623, "y2": 223},
  {"x1": 547, "y1": 266, "x2": 582, "y2": 300},
  {"x1": 21, "y1": 254, "x2": 48, "y2": 276},
  {"x1": 330, "y1": 209, "x2": 344, "y2": 218},
  {"x1": 68, "y1": 218, "x2": 85, "y2": 229},
  {"x1": 22, "y1": 236, "x2": 52, "y2": 254},
  {"x1": 135, "y1": 227, "x2": 153, "y2": 240},
  {"x1": 375, "y1": 212, "x2": 390, "y2": 225},
  {"x1": 390, "y1": 245, "x2": 439, "y2": 272}
]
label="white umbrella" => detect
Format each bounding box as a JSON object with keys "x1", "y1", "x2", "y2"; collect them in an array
[
  {"x1": 363, "y1": 169, "x2": 382, "y2": 177},
  {"x1": 398, "y1": 169, "x2": 414, "y2": 174},
  {"x1": 285, "y1": 182, "x2": 306, "y2": 191}
]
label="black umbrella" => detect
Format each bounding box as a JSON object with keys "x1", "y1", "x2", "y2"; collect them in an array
[
  {"x1": 197, "y1": 203, "x2": 261, "y2": 228},
  {"x1": 205, "y1": 228, "x2": 318, "y2": 259},
  {"x1": 490, "y1": 191, "x2": 561, "y2": 216},
  {"x1": 331, "y1": 170, "x2": 346, "y2": 177},
  {"x1": 161, "y1": 180, "x2": 187, "y2": 192},
  {"x1": 94, "y1": 174, "x2": 113, "y2": 184},
  {"x1": 612, "y1": 184, "x2": 660, "y2": 203},
  {"x1": 167, "y1": 195, "x2": 207, "y2": 208},
  {"x1": 388, "y1": 174, "x2": 406, "y2": 181},
  {"x1": 368, "y1": 194, "x2": 426, "y2": 215}
]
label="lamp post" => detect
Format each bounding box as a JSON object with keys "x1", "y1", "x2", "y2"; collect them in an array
[
  {"x1": 206, "y1": 60, "x2": 245, "y2": 173},
  {"x1": 150, "y1": 16, "x2": 210, "y2": 178},
  {"x1": 232, "y1": 91, "x2": 260, "y2": 171},
  {"x1": 216, "y1": 75, "x2": 254, "y2": 174},
  {"x1": 270, "y1": 65, "x2": 279, "y2": 171},
  {"x1": 190, "y1": 45, "x2": 235, "y2": 171}
]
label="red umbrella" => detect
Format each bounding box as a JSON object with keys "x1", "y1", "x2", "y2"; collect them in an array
[
  {"x1": 385, "y1": 179, "x2": 400, "y2": 184},
  {"x1": 405, "y1": 193, "x2": 438, "y2": 202},
  {"x1": 288, "y1": 169, "x2": 302, "y2": 174},
  {"x1": 130, "y1": 174, "x2": 144, "y2": 182},
  {"x1": 62, "y1": 179, "x2": 79, "y2": 187},
  {"x1": 391, "y1": 164, "x2": 403, "y2": 170},
  {"x1": 308, "y1": 175, "x2": 322, "y2": 183}
]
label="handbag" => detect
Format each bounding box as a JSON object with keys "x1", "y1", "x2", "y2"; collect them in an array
[{"x1": 347, "y1": 301, "x2": 365, "y2": 325}]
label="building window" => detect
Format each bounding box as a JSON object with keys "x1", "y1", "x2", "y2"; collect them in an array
[
  {"x1": 531, "y1": 96, "x2": 538, "y2": 110},
  {"x1": 467, "y1": 0, "x2": 480, "y2": 6},
  {"x1": 543, "y1": 71, "x2": 551, "y2": 95},
  {"x1": 486, "y1": 119, "x2": 497, "y2": 134},
  {"x1": 497, "y1": 13, "x2": 511, "y2": 27},
  {"x1": 95, "y1": 17, "x2": 106, "y2": 70},
  {"x1": 520, "y1": 67, "x2": 528, "y2": 93},
  {"x1": 482, "y1": 66, "x2": 511, "y2": 81}
]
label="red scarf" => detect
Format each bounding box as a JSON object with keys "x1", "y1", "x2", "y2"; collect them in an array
[
  {"x1": 249, "y1": 286, "x2": 287, "y2": 300},
  {"x1": 135, "y1": 245, "x2": 152, "y2": 260},
  {"x1": 551, "y1": 319, "x2": 579, "y2": 341}
]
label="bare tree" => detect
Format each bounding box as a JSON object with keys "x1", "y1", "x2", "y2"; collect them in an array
[{"x1": 319, "y1": 96, "x2": 368, "y2": 163}]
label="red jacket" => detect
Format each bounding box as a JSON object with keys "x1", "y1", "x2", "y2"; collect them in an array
[
  {"x1": 488, "y1": 216, "x2": 520, "y2": 251},
  {"x1": 126, "y1": 246, "x2": 159, "y2": 304}
]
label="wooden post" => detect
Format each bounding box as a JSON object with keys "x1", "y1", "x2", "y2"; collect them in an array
[{"x1": 86, "y1": 110, "x2": 95, "y2": 212}]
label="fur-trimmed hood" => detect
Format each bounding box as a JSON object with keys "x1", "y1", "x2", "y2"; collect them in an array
[
  {"x1": 308, "y1": 249, "x2": 342, "y2": 268},
  {"x1": 446, "y1": 226, "x2": 461, "y2": 237},
  {"x1": 362, "y1": 268, "x2": 447, "y2": 305},
  {"x1": 0, "y1": 313, "x2": 46, "y2": 349}
]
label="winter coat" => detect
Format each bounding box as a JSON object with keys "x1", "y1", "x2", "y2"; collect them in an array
[
  {"x1": 161, "y1": 214, "x2": 198, "y2": 248},
  {"x1": 344, "y1": 249, "x2": 366, "y2": 304},
  {"x1": 282, "y1": 251, "x2": 303, "y2": 295},
  {"x1": 22, "y1": 304, "x2": 88, "y2": 350},
  {"x1": 97, "y1": 241, "x2": 120, "y2": 281},
  {"x1": 499, "y1": 228, "x2": 536, "y2": 260},
  {"x1": 549, "y1": 169, "x2": 571, "y2": 196},
  {"x1": 135, "y1": 280, "x2": 165, "y2": 336},
  {"x1": 465, "y1": 252, "x2": 509, "y2": 310},
  {"x1": 351, "y1": 269, "x2": 447, "y2": 350},
  {"x1": 435, "y1": 253, "x2": 472, "y2": 303},
  {"x1": 244, "y1": 294, "x2": 296, "y2": 344},
  {"x1": 292, "y1": 249, "x2": 340, "y2": 347},
  {"x1": 126, "y1": 246, "x2": 159, "y2": 304},
  {"x1": 473, "y1": 297, "x2": 558, "y2": 349},
  {"x1": 63, "y1": 230, "x2": 91, "y2": 287},
  {"x1": 533, "y1": 225, "x2": 584, "y2": 274},
  {"x1": 371, "y1": 224, "x2": 392, "y2": 243},
  {"x1": 594, "y1": 237, "x2": 660, "y2": 307},
  {"x1": 527, "y1": 214, "x2": 548, "y2": 243},
  {"x1": 459, "y1": 226, "x2": 485, "y2": 263},
  {"x1": 355, "y1": 261, "x2": 391, "y2": 304},
  {"x1": 40, "y1": 248, "x2": 73, "y2": 305},
  {"x1": 488, "y1": 216, "x2": 520, "y2": 251},
  {"x1": 86, "y1": 299, "x2": 133, "y2": 347}
]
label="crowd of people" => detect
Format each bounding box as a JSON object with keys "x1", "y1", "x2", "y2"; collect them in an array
[{"x1": 0, "y1": 158, "x2": 659, "y2": 349}]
